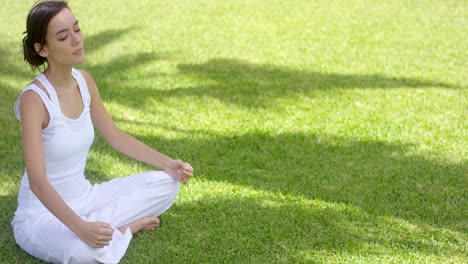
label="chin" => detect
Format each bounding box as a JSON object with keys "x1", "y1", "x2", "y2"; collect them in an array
[{"x1": 74, "y1": 56, "x2": 85, "y2": 65}]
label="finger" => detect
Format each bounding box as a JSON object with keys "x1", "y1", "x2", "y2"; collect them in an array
[
  {"x1": 99, "y1": 234, "x2": 113, "y2": 242},
  {"x1": 98, "y1": 222, "x2": 112, "y2": 228},
  {"x1": 178, "y1": 169, "x2": 191, "y2": 178},
  {"x1": 183, "y1": 163, "x2": 193, "y2": 172},
  {"x1": 97, "y1": 225, "x2": 114, "y2": 236},
  {"x1": 92, "y1": 243, "x2": 104, "y2": 248},
  {"x1": 177, "y1": 161, "x2": 190, "y2": 170},
  {"x1": 96, "y1": 237, "x2": 111, "y2": 245},
  {"x1": 179, "y1": 168, "x2": 193, "y2": 177},
  {"x1": 97, "y1": 241, "x2": 109, "y2": 247},
  {"x1": 102, "y1": 228, "x2": 114, "y2": 236}
]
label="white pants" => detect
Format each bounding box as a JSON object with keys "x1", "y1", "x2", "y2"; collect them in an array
[{"x1": 12, "y1": 171, "x2": 180, "y2": 264}]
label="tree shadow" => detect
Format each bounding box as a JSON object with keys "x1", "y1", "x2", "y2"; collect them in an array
[
  {"x1": 0, "y1": 27, "x2": 141, "y2": 89},
  {"x1": 98, "y1": 58, "x2": 463, "y2": 109},
  {"x1": 175, "y1": 58, "x2": 462, "y2": 108},
  {"x1": 0, "y1": 43, "x2": 36, "y2": 81},
  {"x1": 77, "y1": 28, "x2": 170, "y2": 103},
  {"x1": 79, "y1": 26, "x2": 169, "y2": 99},
  {"x1": 83, "y1": 51, "x2": 163, "y2": 80},
  {"x1": 0, "y1": 84, "x2": 26, "y2": 261},
  {"x1": 109, "y1": 127, "x2": 467, "y2": 234},
  {"x1": 122, "y1": 195, "x2": 466, "y2": 263},
  {"x1": 84, "y1": 27, "x2": 138, "y2": 55}
]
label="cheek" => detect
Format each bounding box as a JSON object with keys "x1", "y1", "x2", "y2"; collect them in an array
[
  {"x1": 44, "y1": 39, "x2": 61, "y2": 52},
  {"x1": 52, "y1": 41, "x2": 70, "y2": 52}
]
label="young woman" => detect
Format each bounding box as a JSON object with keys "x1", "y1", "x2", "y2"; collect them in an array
[{"x1": 12, "y1": 1, "x2": 193, "y2": 263}]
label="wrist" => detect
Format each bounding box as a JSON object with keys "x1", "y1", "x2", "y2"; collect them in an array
[
  {"x1": 70, "y1": 216, "x2": 86, "y2": 234},
  {"x1": 161, "y1": 157, "x2": 174, "y2": 171}
]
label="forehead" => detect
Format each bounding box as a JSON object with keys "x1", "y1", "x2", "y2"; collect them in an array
[{"x1": 47, "y1": 8, "x2": 77, "y2": 34}]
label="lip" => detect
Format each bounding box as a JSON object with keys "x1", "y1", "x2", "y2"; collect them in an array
[{"x1": 73, "y1": 48, "x2": 84, "y2": 55}]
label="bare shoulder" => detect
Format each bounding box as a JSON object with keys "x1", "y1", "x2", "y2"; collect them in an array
[
  {"x1": 19, "y1": 80, "x2": 49, "y2": 107},
  {"x1": 77, "y1": 69, "x2": 99, "y2": 93},
  {"x1": 20, "y1": 89, "x2": 42, "y2": 105},
  {"x1": 19, "y1": 89, "x2": 47, "y2": 120},
  {"x1": 77, "y1": 69, "x2": 95, "y2": 84}
]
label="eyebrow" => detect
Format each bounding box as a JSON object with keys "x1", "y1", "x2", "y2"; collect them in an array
[{"x1": 55, "y1": 20, "x2": 79, "y2": 36}]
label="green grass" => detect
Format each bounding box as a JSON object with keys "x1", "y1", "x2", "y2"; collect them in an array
[{"x1": 1, "y1": 0, "x2": 467, "y2": 263}]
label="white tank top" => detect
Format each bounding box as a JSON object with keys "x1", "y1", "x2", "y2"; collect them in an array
[{"x1": 13, "y1": 69, "x2": 94, "y2": 219}]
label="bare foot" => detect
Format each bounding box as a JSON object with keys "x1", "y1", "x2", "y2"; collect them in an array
[{"x1": 118, "y1": 216, "x2": 160, "y2": 235}]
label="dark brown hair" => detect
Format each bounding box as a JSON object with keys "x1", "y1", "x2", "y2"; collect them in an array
[{"x1": 22, "y1": 0, "x2": 69, "y2": 71}]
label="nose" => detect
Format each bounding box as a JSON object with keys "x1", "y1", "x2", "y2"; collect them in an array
[{"x1": 71, "y1": 31, "x2": 81, "y2": 45}]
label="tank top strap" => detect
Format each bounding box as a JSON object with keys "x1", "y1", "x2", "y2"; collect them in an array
[
  {"x1": 14, "y1": 84, "x2": 56, "y2": 123},
  {"x1": 36, "y1": 73, "x2": 61, "y2": 110},
  {"x1": 71, "y1": 68, "x2": 91, "y2": 108}
]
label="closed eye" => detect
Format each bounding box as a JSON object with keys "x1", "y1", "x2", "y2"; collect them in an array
[{"x1": 55, "y1": 20, "x2": 80, "y2": 41}]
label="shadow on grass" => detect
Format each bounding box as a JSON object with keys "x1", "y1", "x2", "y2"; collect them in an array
[
  {"x1": 108, "y1": 129, "x2": 466, "y2": 262},
  {"x1": 110, "y1": 129, "x2": 466, "y2": 234},
  {"x1": 0, "y1": 27, "x2": 137, "y2": 81},
  {"x1": 174, "y1": 58, "x2": 462, "y2": 107},
  {"x1": 84, "y1": 27, "x2": 138, "y2": 55},
  {"x1": 0, "y1": 44, "x2": 36, "y2": 81},
  {"x1": 94, "y1": 58, "x2": 463, "y2": 109},
  {"x1": 0, "y1": 83, "x2": 27, "y2": 262},
  {"x1": 79, "y1": 28, "x2": 167, "y2": 103},
  {"x1": 0, "y1": 26, "x2": 144, "y2": 93},
  {"x1": 123, "y1": 194, "x2": 466, "y2": 263}
]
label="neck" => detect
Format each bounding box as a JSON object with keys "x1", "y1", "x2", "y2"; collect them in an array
[{"x1": 43, "y1": 64, "x2": 75, "y2": 92}]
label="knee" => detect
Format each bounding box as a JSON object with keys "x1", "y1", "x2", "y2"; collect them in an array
[
  {"x1": 160, "y1": 171, "x2": 180, "y2": 200},
  {"x1": 169, "y1": 177, "x2": 181, "y2": 200},
  {"x1": 144, "y1": 171, "x2": 180, "y2": 199}
]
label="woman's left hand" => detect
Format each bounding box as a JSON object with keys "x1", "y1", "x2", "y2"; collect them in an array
[{"x1": 165, "y1": 160, "x2": 194, "y2": 184}]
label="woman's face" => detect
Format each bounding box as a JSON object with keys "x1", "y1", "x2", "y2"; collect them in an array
[{"x1": 39, "y1": 8, "x2": 84, "y2": 66}]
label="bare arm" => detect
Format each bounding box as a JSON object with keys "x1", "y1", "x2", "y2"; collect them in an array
[
  {"x1": 82, "y1": 70, "x2": 193, "y2": 183},
  {"x1": 19, "y1": 90, "x2": 113, "y2": 247}
]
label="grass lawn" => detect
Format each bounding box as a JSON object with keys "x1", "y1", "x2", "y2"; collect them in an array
[{"x1": 0, "y1": 0, "x2": 466, "y2": 263}]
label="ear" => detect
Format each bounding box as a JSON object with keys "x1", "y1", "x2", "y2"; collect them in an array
[{"x1": 34, "y1": 43, "x2": 48, "y2": 58}]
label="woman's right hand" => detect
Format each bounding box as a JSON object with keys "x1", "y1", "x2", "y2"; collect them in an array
[
  {"x1": 76, "y1": 221, "x2": 114, "y2": 248},
  {"x1": 164, "y1": 159, "x2": 194, "y2": 185}
]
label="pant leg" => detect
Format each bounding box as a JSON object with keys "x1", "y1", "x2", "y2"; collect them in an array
[
  {"x1": 13, "y1": 171, "x2": 178, "y2": 264},
  {"x1": 82, "y1": 171, "x2": 180, "y2": 228},
  {"x1": 13, "y1": 213, "x2": 131, "y2": 264}
]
